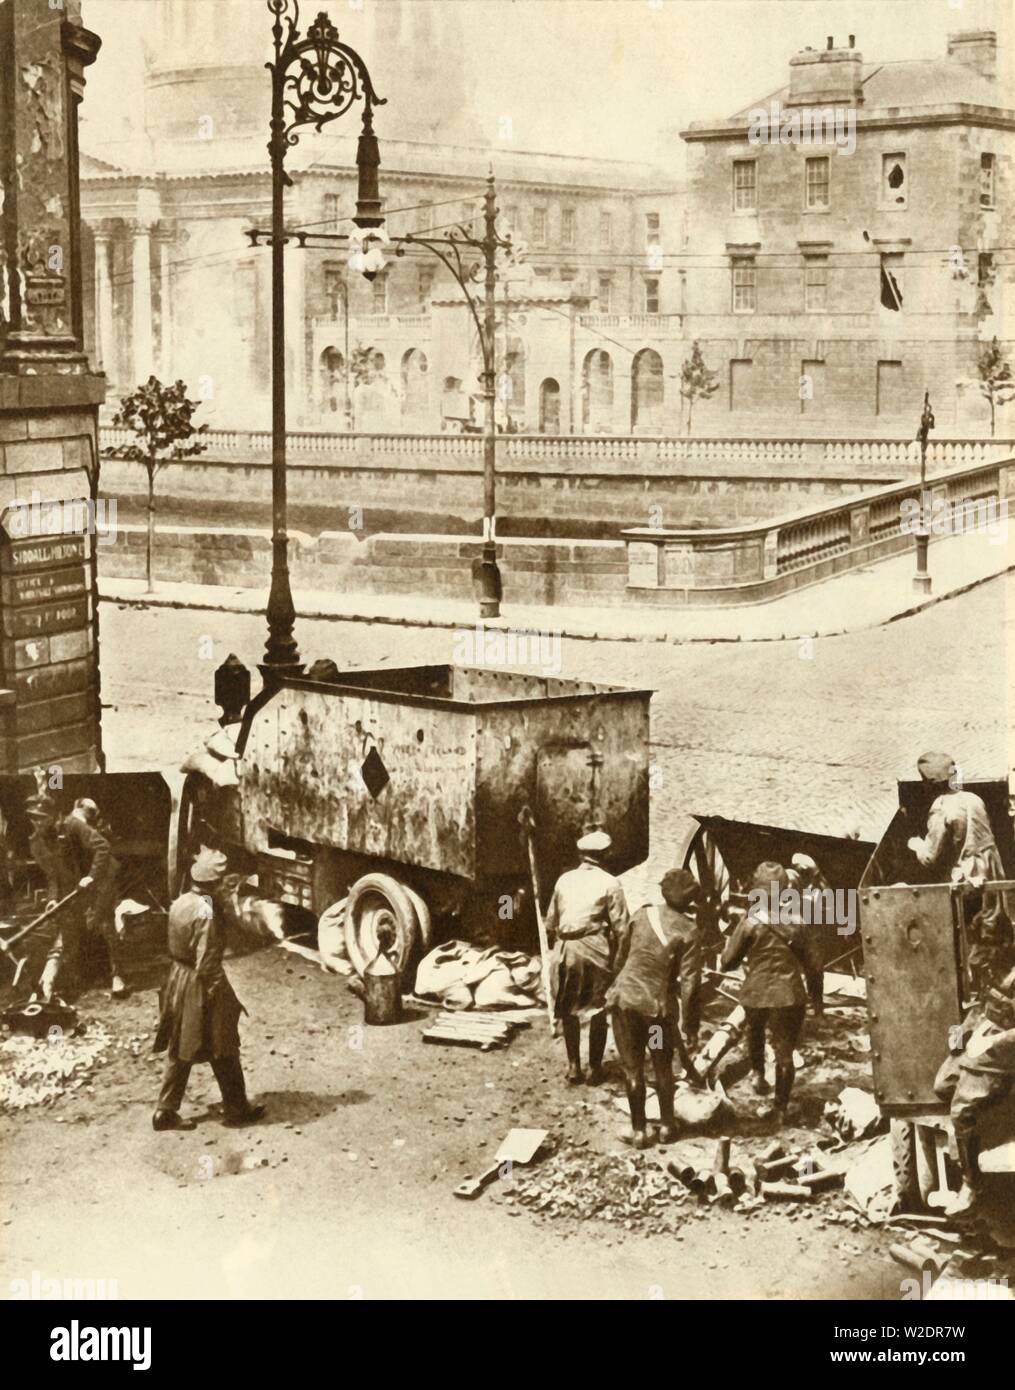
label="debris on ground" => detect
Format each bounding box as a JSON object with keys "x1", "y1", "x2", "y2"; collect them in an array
[
  {"x1": 0, "y1": 1023, "x2": 112, "y2": 1112},
  {"x1": 610, "y1": 1080, "x2": 733, "y2": 1128},
  {"x1": 824, "y1": 1085, "x2": 886, "y2": 1142},
  {"x1": 842, "y1": 1134, "x2": 896, "y2": 1221}
]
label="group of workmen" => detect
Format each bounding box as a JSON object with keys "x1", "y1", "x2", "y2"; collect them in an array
[
  {"x1": 25, "y1": 787, "x2": 125, "y2": 1002},
  {"x1": 542, "y1": 827, "x2": 823, "y2": 1147},
  {"x1": 542, "y1": 751, "x2": 1015, "y2": 1196}
]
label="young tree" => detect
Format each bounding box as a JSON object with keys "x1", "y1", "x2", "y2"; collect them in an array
[
  {"x1": 110, "y1": 377, "x2": 207, "y2": 593},
  {"x1": 977, "y1": 337, "x2": 1015, "y2": 437},
  {"x1": 679, "y1": 340, "x2": 720, "y2": 435},
  {"x1": 350, "y1": 344, "x2": 379, "y2": 387}
]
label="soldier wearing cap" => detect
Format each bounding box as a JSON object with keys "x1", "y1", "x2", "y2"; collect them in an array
[
  {"x1": 908, "y1": 751, "x2": 1009, "y2": 989},
  {"x1": 722, "y1": 861, "x2": 808, "y2": 1121},
  {"x1": 543, "y1": 828, "x2": 629, "y2": 1085},
  {"x1": 606, "y1": 867, "x2": 702, "y2": 1148},
  {"x1": 61, "y1": 797, "x2": 124, "y2": 999},
  {"x1": 152, "y1": 847, "x2": 265, "y2": 1131}
]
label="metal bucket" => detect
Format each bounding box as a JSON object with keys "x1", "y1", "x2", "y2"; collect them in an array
[{"x1": 363, "y1": 951, "x2": 402, "y2": 1026}]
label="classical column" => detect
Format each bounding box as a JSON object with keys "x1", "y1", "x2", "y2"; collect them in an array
[
  {"x1": 92, "y1": 225, "x2": 115, "y2": 374},
  {"x1": 285, "y1": 234, "x2": 307, "y2": 425},
  {"x1": 155, "y1": 226, "x2": 175, "y2": 378},
  {"x1": 130, "y1": 218, "x2": 154, "y2": 384}
]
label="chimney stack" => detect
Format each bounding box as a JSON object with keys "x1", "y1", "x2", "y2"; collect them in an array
[
  {"x1": 789, "y1": 37, "x2": 864, "y2": 107},
  {"x1": 947, "y1": 30, "x2": 997, "y2": 81}
]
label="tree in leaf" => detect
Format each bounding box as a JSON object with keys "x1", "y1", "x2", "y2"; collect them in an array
[
  {"x1": 110, "y1": 377, "x2": 207, "y2": 593},
  {"x1": 679, "y1": 340, "x2": 720, "y2": 435},
  {"x1": 350, "y1": 344, "x2": 379, "y2": 387},
  {"x1": 977, "y1": 337, "x2": 1015, "y2": 438}
]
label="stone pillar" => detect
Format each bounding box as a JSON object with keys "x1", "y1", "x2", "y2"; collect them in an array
[
  {"x1": 130, "y1": 217, "x2": 155, "y2": 384},
  {"x1": 92, "y1": 225, "x2": 115, "y2": 375},
  {"x1": 0, "y1": 1, "x2": 106, "y2": 775},
  {"x1": 156, "y1": 227, "x2": 175, "y2": 378},
  {"x1": 285, "y1": 235, "x2": 307, "y2": 426}
]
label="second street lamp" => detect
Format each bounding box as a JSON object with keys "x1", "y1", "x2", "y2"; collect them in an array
[{"x1": 257, "y1": 0, "x2": 385, "y2": 682}]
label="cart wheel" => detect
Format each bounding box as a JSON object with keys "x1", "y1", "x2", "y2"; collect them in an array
[
  {"x1": 682, "y1": 825, "x2": 732, "y2": 962},
  {"x1": 344, "y1": 873, "x2": 423, "y2": 979},
  {"x1": 401, "y1": 882, "x2": 433, "y2": 954}
]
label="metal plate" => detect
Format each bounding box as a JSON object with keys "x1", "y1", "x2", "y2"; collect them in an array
[{"x1": 861, "y1": 884, "x2": 962, "y2": 1112}]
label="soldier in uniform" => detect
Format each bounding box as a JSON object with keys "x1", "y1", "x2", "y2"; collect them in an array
[
  {"x1": 543, "y1": 829, "x2": 629, "y2": 1086},
  {"x1": 934, "y1": 966, "x2": 1015, "y2": 1215},
  {"x1": 152, "y1": 847, "x2": 265, "y2": 1132},
  {"x1": 60, "y1": 797, "x2": 125, "y2": 999},
  {"x1": 606, "y1": 868, "x2": 702, "y2": 1148}
]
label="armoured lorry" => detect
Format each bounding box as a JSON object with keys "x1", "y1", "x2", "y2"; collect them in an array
[{"x1": 179, "y1": 662, "x2": 652, "y2": 976}]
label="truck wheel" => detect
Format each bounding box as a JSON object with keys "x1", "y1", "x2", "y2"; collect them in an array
[
  {"x1": 344, "y1": 873, "x2": 422, "y2": 979},
  {"x1": 891, "y1": 1119, "x2": 923, "y2": 1213}
]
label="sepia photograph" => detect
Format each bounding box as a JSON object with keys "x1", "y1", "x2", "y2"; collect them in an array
[{"x1": 0, "y1": 0, "x2": 1013, "y2": 1348}]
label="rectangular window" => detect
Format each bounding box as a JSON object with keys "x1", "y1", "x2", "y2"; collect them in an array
[
  {"x1": 600, "y1": 210, "x2": 613, "y2": 249},
  {"x1": 503, "y1": 205, "x2": 518, "y2": 236},
  {"x1": 731, "y1": 257, "x2": 756, "y2": 313},
  {"x1": 417, "y1": 267, "x2": 434, "y2": 309},
  {"x1": 729, "y1": 358, "x2": 752, "y2": 410},
  {"x1": 980, "y1": 153, "x2": 995, "y2": 208},
  {"x1": 880, "y1": 252, "x2": 904, "y2": 311},
  {"x1": 644, "y1": 277, "x2": 660, "y2": 314},
  {"x1": 371, "y1": 272, "x2": 388, "y2": 315},
  {"x1": 597, "y1": 274, "x2": 613, "y2": 313},
  {"x1": 804, "y1": 255, "x2": 828, "y2": 312},
  {"x1": 645, "y1": 211, "x2": 661, "y2": 246},
  {"x1": 323, "y1": 261, "x2": 346, "y2": 317},
  {"x1": 733, "y1": 160, "x2": 757, "y2": 211},
  {"x1": 876, "y1": 359, "x2": 903, "y2": 416},
  {"x1": 561, "y1": 207, "x2": 576, "y2": 248},
  {"x1": 805, "y1": 156, "x2": 830, "y2": 209},
  {"x1": 533, "y1": 207, "x2": 547, "y2": 246},
  {"x1": 323, "y1": 193, "x2": 342, "y2": 230},
  {"x1": 881, "y1": 153, "x2": 907, "y2": 208},
  {"x1": 978, "y1": 251, "x2": 994, "y2": 287}
]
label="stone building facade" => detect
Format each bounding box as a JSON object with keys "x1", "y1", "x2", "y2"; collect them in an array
[
  {"x1": 678, "y1": 30, "x2": 1015, "y2": 436},
  {"x1": 79, "y1": 0, "x2": 684, "y2": 435},
  {"x1": 0, "y1": 0, "x2": 105, "y2": 775}
]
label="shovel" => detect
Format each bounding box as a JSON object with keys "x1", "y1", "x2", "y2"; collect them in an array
[{"x1": 453, "y1": 1127, "x2": 548, "y2": 1199}]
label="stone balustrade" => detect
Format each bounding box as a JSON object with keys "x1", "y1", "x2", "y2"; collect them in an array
[
  {"x1": 98, "y1": 427, "x2": 1015, "y2": 478},
  {"x1": 622, "y1": 456, "x2": 1015, "y2": 605}
]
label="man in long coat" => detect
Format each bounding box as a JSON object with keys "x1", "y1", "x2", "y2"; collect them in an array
[
  {"x1": 61, "y1": 797, "x2": 124, "y2": 998},
  {"x1": 152, "y1": 848, "x2": 265, "y2": 1131}
]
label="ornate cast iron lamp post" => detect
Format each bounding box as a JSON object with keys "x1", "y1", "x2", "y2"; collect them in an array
[{"x1": 260, "y1": 0, "x2": 385, "y2": 680}]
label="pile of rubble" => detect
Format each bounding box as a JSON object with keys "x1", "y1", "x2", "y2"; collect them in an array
[
  {"x1": 495, "y1": 1141, "x2": 692, "y2": 1235},
  {"x1": 0, "y1": 1023, "x2": 112, "y2": 1112}
]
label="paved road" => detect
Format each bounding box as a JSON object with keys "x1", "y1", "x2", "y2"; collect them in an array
[{"x1": 100, "y1": 570, "x2": 1012, "y2": 880}]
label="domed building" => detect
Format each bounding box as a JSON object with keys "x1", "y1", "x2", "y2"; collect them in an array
[{"x1": 80, "y1": 0, "x2": 679, "y2": 434}]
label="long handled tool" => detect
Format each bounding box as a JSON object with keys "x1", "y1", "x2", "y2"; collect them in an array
[
  {"x1": 453, "y1": 1127, "x2": 548, "y2": 1199},
  {"x1": 0, "y1": 887, "x2": 86, "y2": 990},
  {"x1": 519, "y1": 806, "x2": 554, "y2": 1029}
]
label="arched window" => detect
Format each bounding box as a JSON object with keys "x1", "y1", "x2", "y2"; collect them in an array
[
  {"x1": 582, "y1": 349, "x2": 613, "y2": 432},
  {"x1": 401, "y1": 348, "x2": 430, "y2": 422},
  {"x1": 539, "y1": 378, "x2": 561, "y2": 434},
  {"x1": 320, "y1": 347, "x2": 345, "y2": 414},
  {"x1": 631, "y1": 348, "x2": 664, "y2": 432}
]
